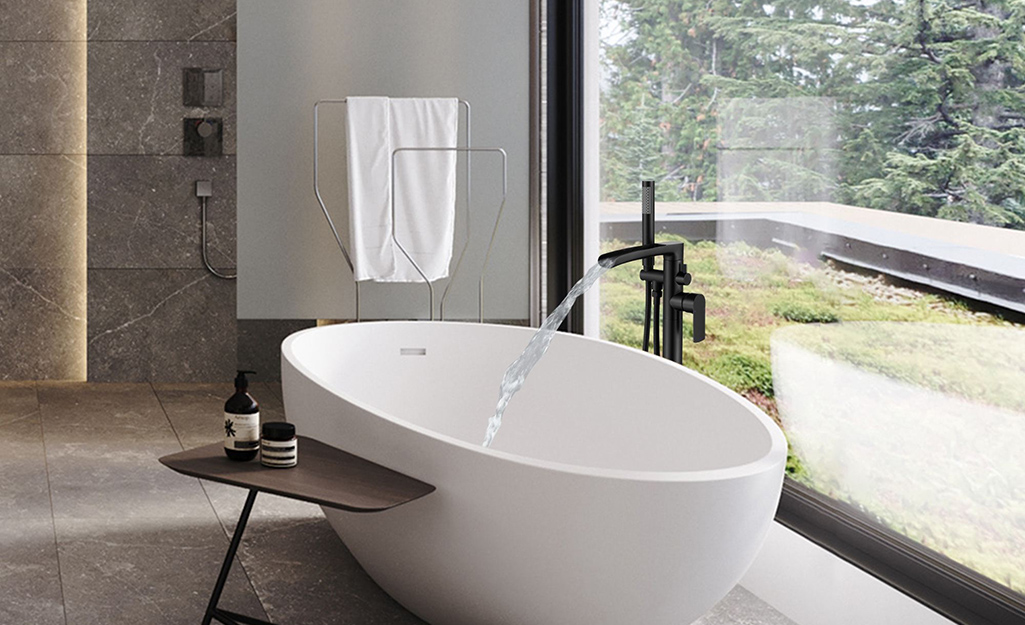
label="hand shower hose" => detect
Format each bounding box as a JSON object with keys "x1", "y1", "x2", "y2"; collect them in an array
[{"x1": 200, "y1": 195, "x2": 236, "y2": 280}]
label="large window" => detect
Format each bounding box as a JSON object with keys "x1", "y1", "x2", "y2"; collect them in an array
[{"x1": 556, "y1": 0, "x2": 1025, "y2": 620}]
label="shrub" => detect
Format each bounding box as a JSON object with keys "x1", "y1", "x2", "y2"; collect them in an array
[
  {"x1": 704, "y1": 352, "x2": 775, "y2": 397},
  {"x1": 771, "y1": 299, "x2": 840, "y2": 323}
]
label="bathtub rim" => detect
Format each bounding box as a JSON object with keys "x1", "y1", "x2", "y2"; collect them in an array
[{"x1": 281, "y1": 321, "x2": 787, "y2": 484}]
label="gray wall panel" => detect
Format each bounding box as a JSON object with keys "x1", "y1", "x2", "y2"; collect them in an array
[{"x1": 238, "y1": 0, "x2": 532, "y2": 321}]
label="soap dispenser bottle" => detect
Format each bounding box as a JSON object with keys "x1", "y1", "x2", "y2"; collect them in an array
[{"x1": 224, "y1": 370, "x2": 260, "y2": 461}]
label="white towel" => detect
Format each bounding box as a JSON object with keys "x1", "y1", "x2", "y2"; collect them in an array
[
  {"x1": 345, "y1": 97, "x2": 392, "y2": 280},
  {"x1": 345, "y1": 97, "x2": 459, "y2": 282}
]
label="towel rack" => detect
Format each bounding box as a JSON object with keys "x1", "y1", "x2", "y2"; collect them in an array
[
  {"x1": 390, "y1": 146, "x2": 507, "y2": 322},
  {"x1": 313, "y1": 98, "x2": 508, "y2": 323}
]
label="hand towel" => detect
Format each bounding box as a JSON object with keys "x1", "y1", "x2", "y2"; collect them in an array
[{"x1": 345, "y1": 96, "x2": 459, "y2": 282}]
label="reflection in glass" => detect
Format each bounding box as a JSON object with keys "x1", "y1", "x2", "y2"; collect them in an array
[
  {"x1": 772, "y1": 322, "x2": 1025, "y2": 592},
  {"x1": 718, "y1": 97, "x2": 836, "y2": 203}
]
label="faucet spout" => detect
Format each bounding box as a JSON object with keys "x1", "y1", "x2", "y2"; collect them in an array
[{"x1": 598, "y1": 242, "x2": 683, "y2": 268}]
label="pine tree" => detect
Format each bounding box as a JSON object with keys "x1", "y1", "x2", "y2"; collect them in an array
[
  {"x1": 599, "y1": 0, "x2": 1025, "y2": 228},
  {"x1": 846, "y1": 0, "x2": 1025, "y2": 227}
]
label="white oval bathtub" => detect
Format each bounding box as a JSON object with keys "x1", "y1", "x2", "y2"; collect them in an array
[{"x1": 281, "y1": 321, "x2": 786, "y2": 625}]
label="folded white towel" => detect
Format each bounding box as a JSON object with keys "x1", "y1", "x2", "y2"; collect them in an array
[{"x1": 345, "y1": 96, "x2": 459, "y2": 283}]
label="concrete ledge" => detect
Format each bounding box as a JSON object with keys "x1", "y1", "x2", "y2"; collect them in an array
[{"x1": 601, "y1": 202, "x2": 1025, "y2": 314}]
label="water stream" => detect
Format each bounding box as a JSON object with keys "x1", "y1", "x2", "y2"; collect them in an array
[{"x1": 482, "y1": 259, "x2": 613, "y2": 447}]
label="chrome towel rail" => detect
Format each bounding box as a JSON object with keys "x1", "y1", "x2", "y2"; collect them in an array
[
  {"x1": 309, "y1": 98, "x2": 506, "y2": 321},
  {"x1": 312, "y1": 98, "x2": 473, "y2": 322},
  {"x1": 390, "y1": 146, "x2": 508, "y2": 322}
]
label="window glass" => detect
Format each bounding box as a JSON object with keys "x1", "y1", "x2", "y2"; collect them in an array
[{"x1": 592, "y1": 0, "x2": 1025, "y2": 594}]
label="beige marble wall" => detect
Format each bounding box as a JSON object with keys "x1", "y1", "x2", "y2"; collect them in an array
[{"x1": 0, "y1": 2, "x2": 87, "y2": 380}]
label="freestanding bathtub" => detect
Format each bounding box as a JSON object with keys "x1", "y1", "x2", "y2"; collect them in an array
[{"x1": 281, "y1": 321, "x2": 786, "y2": 625}]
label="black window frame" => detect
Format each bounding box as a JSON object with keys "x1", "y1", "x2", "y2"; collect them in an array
[{"x1": 544, "y1": 1, "x2": 1025, "y2": 622}]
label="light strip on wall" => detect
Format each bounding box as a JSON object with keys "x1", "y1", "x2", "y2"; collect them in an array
[{"x1": 75, "y1": 0, "x2": 88, "y2": 380}]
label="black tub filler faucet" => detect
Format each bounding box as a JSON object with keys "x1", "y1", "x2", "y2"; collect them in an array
[{"x1": 598, "y1": 180, "x2": 705, "y2": 364}]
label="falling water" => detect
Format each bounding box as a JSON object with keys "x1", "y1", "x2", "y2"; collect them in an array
[{"x1": 482, "y1": 258, "x2": 614, "y2": 447}]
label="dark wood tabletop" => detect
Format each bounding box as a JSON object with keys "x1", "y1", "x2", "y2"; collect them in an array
[{"x1": 159, "y1": 435, "x2": 434, "y2": 513}]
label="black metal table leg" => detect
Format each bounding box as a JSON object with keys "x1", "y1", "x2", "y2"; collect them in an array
[{"x1": 202, "y1": 489, "x2": 276, "y2": 625}]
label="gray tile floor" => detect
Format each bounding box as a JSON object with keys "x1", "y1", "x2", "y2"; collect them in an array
[{"x1": 0, "y1": 382, "x2": 796, "y2": 625}]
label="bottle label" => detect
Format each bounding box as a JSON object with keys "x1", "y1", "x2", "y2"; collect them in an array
[
  {"x1": 261, "y1": 438, "x2": 298, "y2": 468},
  {"x1": 224, "y1": 412, "x2": 260, "y2": 450}
]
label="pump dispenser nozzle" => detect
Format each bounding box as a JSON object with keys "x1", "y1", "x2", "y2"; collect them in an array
[{"x1": 234, "y1": 370, "x2": 256, "y2": 389}]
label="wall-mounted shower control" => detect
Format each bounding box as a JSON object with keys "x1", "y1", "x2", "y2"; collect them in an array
[
  {"x1": 183, "y1": 117, "x2": 223, "y2": 157},
  {"x1": 183, "y1": 68, "x2": 223, "y2": 107}
]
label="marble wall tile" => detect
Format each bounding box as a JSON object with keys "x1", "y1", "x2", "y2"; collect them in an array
[
  {"x1": 0, "y1": 0, "x2": 86, "y2": 42},
  {"x1": 0, "y1": 0, "x2": 238, "y2": 381},
  {"x1": 0, "y1": 42, "x2": 86, "y2": 154},
  {"x1": 87, "y1": 269, "x2": 236, "y2": 382},
  {"x1": 0, "y1": 268, "x2": 86, "y2": 380},
  {"x1": 236, "y1": 320, "x2": 316, "y2": 381},
  {"x1": 0, "y1": 8, "x2": 87, "y2": 382},
  {"x1": 88, "y1": 155, "x2": 235, "y2": 269},
  {"x1": 80, "y1": 4, "x2": 238, "y2": 383},
  {"x1": 0, "y1": 155, "x2": 85, "y2": 269},
  {"x1": 88, "y1": 42, "x2": 236, "y2": 155},
  {"x1": 87, "y1": 0, "x2": 236, "y2": 42}
]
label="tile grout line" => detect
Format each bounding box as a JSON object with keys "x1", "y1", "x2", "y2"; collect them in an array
[
  {"x1": 150, "y1": 381, "x2": 272, "y2": 622},
  {"x1": 264, "y1": 381, "x2": 285, "y2": 405},
  {"x1": 35, "y1": 381, "x2": 70, "y2": 625}
]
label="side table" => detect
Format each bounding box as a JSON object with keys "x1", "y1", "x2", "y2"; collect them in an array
[{"x1": 160, "y1": 435, "x2": 435, "y2": 625}]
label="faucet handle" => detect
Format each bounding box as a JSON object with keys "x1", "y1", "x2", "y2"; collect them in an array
[
  {"x1": 670, "y1": 292, "x2": 705, "y2": 343},
  {"x1": 677, "y1": 263, "x2": 692, "y2": 286}
]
